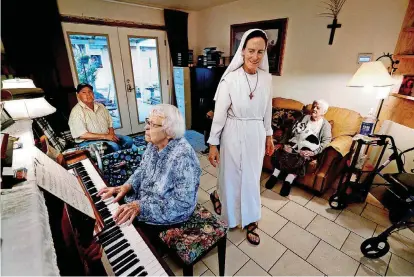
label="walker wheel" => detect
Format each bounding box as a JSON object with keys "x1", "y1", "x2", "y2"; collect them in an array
[
  {"x1": 361, "y1": 237, "x2": 390, "y2": 258},
  {"x1": 329, "y1": 193, "x2": 347, "y2": 210},
  {"x1": 389, "y1": 209, "x2": 404, "y2": 224}
]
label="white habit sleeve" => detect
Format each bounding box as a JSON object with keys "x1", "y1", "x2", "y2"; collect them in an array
[
  {"x1": 264, "y1": 87, "x2": 273, "y2": 136},
  {"x1": 207, "y1": 81, "x2": 231, "y2": 146}
]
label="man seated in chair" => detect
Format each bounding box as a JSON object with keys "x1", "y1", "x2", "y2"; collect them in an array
[
  {"x1": 69, "y1": 83, "x2": 133, "y2": 152},
  {"x1": 97, "y1": 104, "x2": 201, "y2": 232}
]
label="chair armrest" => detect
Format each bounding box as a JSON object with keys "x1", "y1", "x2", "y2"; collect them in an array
[{"x1": 328, "y1": 135, "x2": 354, "y2": 157}]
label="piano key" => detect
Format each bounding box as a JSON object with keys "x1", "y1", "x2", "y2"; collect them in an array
[
  {"x1": 102, "y1": 232, "x2": 123, "y2": 247},
  {"x1": 106, "y1": 241, "x2": 130, "y2": 260},
  {"x1": 129, "y1": 265, "x2": 145, "y2": 277},
  {"x1": 110, "y1": 249, "x2": 134, "y2": 267},
  {"x1": 105, "y1": 239, "x2": 129, "y2": 256},
  {"x1": 114, "y1": 258, "x2": 138, "y2": 276},
  {"x1": 138, "y1": 271, "x2": 148, "y2": 276},
  {"x1": 112, "y1": 252, "x2": 137, "y2": 272},
  {"x1": 99, "y1": 229, "x2": 121, "y2": 244}
]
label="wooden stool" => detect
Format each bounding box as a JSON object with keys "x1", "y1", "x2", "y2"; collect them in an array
[{"x1": 159, "y1": 204, "x2": 228, "y2": 276}]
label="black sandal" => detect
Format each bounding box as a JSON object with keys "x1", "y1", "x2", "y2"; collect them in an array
[
  {"x1": 210, "y1": 191, "x2": 222, "y2": 215},
  {"x1": 246, "y1": 223, "x2": 260, "y2": 245}
]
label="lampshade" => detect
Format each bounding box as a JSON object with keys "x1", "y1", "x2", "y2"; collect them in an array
[
  {"x1": 347, "y1": 61, "x2": 395, "y2": 88},
  {"x1": 2, "y1": 78, "x2": 36, "y2": 89},
  {"x1": 3, "y1": 97, "x2": 56, "y2": 120}
]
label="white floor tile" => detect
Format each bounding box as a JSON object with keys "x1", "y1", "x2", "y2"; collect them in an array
[
  {"x1": 306, "y1": 215, "x2": 350, "y2": 249},
  {"x1": 341, "y1": 232, "x2": 391, "y2": 276},
  {"x1": 386, "y1": 254, "x2": 414, "y2": 276},
  {"x1": 305, "y1": 196, "x2": 341, "y2": 221},
  {"x1": 307, "y1": 241, "x2": 359, "y2": 276},
  {"x1": 197, "y1": 189, "x2": 211, "y2": 205},
  {"x1": 259, "y1": 206, "x2": 288, "y2": 237},
  {"x1": 277, "y1": 201, "x2": 317, "y2": 228},
  {"x1": 199, "y1": 155, "x2": 211, "y2": 169},
  {"x1": 235, "y1": 259, "x2": 270, "y2": 276},
  {"x1": 200, "y1": 173, "x2": 218, "y2": 191},
  {"x1": 227, "y1": 227, "x2": 246, "y2": 246},
  {"x1": 202, "y1": 240, "x2": 249, "y2": 276},
  {"x1": 356, "y1": 264, "x2": 381, "y2": 276},
  {"x1": 270, "y1": 184, "x2": 314, "y2": 206},
  {"x1": 269, "y1": 250, "x2": 324, "y2": 276},
  {"x1": 335, "y1": 210, "x2": 377, "y2": 239},
  {"x1": 361, "y1": 203, "x2": 391, "y2": 227},
  {"x1": 260, "y1": 189, "x2": 289, "y2": 213},
  {"x1": 204, "y1": 164, "x2": 218, "y2": 177},
  {"x1": 164, "y1": 256, "x2": 208, "y2": 276},
  {"x1": 201, "y1": 269, "x2": 215, "y2": 276},
  {"x1": 239, "y1": 229, "x2": 287, "y2": 271},
  {"x1": 346, "y1": 202, "x2": 367, "y2": 216},
  {"x1": 274, "y1": 222, "x2": 320, "y2": 259}
]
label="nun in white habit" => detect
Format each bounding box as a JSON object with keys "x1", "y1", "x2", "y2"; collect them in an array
[{"x1": 207, "y1": 29, "x2": 274, "y2": 245}]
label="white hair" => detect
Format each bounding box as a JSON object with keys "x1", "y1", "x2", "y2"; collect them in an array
[
  {"x1": 150, "y1": 104, "x2": 185, "y2": 139},
  {"x1": 314, "y1": 99, "x2": 329, "y2": 114}
]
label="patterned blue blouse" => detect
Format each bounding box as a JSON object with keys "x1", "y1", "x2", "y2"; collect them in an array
[{"x1": 124, "y1": 137, "x2": 201, "y2": 225}]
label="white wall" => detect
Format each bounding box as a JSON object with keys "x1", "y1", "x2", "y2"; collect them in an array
[
  {"x1": 189, "y1": 0, "x2": 408, "y2": 115},
  {"x1": 57, "y1": 0, "x2": 165, "y2": 26}
]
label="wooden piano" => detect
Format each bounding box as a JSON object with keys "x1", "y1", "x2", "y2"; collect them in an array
[{"x1": 60, "y1": 150, "x2": 174, "y2": 276}]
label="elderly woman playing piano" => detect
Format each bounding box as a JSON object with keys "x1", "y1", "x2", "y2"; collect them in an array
[{"x1": 98, "y1": 104, "x2": 201, "y2": 228}]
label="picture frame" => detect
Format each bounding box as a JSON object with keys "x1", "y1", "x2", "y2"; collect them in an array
[
  {"x1": 398, "y1": 75, "x2": 414, "y2": 96},
  {"x1": 230, "y1": 18, "x2": 288, "y2": 76}
]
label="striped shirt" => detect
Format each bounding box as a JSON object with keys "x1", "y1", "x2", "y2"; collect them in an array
[{"x1": 68, "y1": 101, "x2": 113, "y2": 143}]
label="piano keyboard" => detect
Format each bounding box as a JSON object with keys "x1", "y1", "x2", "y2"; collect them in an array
[{"x1": 70, "y1": 159, "x2": 168, "y2": 277}]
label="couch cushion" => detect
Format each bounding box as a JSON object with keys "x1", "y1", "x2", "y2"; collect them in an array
[{"x1": 273, "y1": 97, "x2": 304, "y2": 110}]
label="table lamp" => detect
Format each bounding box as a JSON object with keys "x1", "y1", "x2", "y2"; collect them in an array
[
  {"x1": 1, "y1": 78, "x2": 56, "y2": 120},
  {"x1": 347, "y1": 61, "x2": 395, "y2": 128}
]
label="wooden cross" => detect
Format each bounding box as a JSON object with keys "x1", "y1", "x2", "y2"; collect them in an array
[{"x1": 327, "y1": 18, "x2": 342, "y2": 45}]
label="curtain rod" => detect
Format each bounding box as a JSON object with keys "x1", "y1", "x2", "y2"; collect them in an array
[{"x1": 102, "y1": 0, "x2": 164, "y2": 10}]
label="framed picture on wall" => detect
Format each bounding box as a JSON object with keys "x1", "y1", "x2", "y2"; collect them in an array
[
  {"x1": 398, "y1": 75, "x2": 414, "y2": 96},
  {"x1": 230, "y1": 18, "x2": 288, "y2": 76}
]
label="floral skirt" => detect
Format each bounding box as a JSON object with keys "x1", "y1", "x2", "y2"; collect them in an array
[{"x1": 272, "y1": 148, "x2": 308, "y2": 177}]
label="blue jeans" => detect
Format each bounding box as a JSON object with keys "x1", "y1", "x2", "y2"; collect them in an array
[{"x1": 78, "y1": 135, "x2": 134, "y2": 153}]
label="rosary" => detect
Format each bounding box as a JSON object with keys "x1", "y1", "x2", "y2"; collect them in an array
[{"x1": 244, "y1": 71, "x2": 258, "y2": 100}]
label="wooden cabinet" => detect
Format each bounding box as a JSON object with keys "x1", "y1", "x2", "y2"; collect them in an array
[{"x1": 190, "y1": 67, "x2": 227, "y2": 133}]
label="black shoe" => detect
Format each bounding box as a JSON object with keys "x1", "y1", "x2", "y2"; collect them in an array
[
  {"x1": 265, "y1": 175, "x2": 279, "y2": 189},
  {"x1": 201, "y1": 148, "x2": 209, "y2": 155},
  {"x1": 280, "y1": 181, "x2": 292, "y2": 197}
]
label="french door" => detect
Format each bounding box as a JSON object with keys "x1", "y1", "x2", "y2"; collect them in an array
[{"x1": 62, "y1": 23, "x2": 170, "y2": 135}]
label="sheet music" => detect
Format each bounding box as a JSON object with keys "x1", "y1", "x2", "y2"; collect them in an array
[{"x1": 33, "y1": 147, "x2": 95, "y2": 219}]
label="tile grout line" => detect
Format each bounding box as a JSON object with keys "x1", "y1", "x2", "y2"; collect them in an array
[
  {"x1": 304, "y1": 239, "x2": 328, "y2": 276},
  {"x1": 266, "y1": 248, "x2": 289, "y2": 274},
  {"x1": 339, "y1": 231, "x2": 352, "y2": 251},
  {"x1": 231, "y1": 258, "x2": 252, "y2": 277}
]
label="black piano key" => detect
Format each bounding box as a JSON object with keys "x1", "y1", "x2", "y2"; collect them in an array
[
  {"x1": 105, "y1": 239, "x2": 128, "y2": 255},
  {"x1": 96, "y1": 202, "x2": 106, "y2": 210},
  {"x1": 100, "y1": 225, "x2": 120, "y2": 238},
  {"x1": 106, "y1": 240, "x2": 130, "y2": 259},
  {"x1": 100, "y1": 210, "x2": 111, "y2": 219},
  {"x1": 112, "y1": 252, "x2": 137, "y2": 272},
  {"x1": 104, "y1": 218, "x2": 115, "y2": 226},
  {"x1": 99, "y1": 228, "x2": 121, "y2": 243},
  {"x1": 102, "y1": 232, "x2": 123, "y2": 247},
  {"x1": 88, "y1": 187, "x2": 98, "y2": 194},
  {"x1": 129, "y1": 266, "x2": 145, "y2": 277},
  {"x1": 110, "y1": 249, "x2": 134, "y2": 266},
  {"x1": 138, "y1": 271, "x2": 148, "y2": 276},
  {"x1": 114, "y1": 258, "x2": 138, "y2": 276},
  {"x1": 100, "y1": 231, "x2": 121, "y2": 246}
]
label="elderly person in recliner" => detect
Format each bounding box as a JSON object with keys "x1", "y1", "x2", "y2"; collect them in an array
[
  {"x1": 265, "y1": 99, "x2": 332, "y2": 196},
  {"x1": 98, "y1": 104, "x2": 201, "y2": 231}
]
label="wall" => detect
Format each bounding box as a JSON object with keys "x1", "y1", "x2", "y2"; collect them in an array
[
  {"x1": 189, "y1": 0, "x2": 408, "y2": 115},
  {"x1": 57, "y1": 0, "x2": 165, "y2": 26}
]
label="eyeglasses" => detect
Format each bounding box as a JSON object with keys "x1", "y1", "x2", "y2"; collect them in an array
[{"x1": 145, "y1": 118, "x2": 163, "y2": 128}]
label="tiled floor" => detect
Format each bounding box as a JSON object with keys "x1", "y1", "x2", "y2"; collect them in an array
[{"x1": 163, "y1": 130, "x2": 414, "y2": 276}]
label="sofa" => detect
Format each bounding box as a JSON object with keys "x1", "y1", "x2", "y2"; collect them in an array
[{"x1": 263, "y1": 97, "x2": 363, "y2": 194}]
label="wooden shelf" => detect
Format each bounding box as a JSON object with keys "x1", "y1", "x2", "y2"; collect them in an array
[
  {"x1": 403, "y1": 27, "x2": 414, "y2": 32},
  {"x1": 391, "y1": 93, "x2": 414, "y2": 101},
  {"x1": 393, "y1": 54, "x2": 414, "y2": 59}
]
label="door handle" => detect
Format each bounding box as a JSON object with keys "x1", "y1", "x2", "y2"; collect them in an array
[{"x1": 126, "y1": 79, "x2": 135, "y2": 93}]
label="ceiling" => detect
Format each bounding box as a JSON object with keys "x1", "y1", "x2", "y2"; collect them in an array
[{"x1": 104, "y1": 0, "x2": 239, "y2": 11}]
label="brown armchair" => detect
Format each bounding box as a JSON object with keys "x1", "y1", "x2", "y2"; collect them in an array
[{"x1": 263, "y1": 97, "x2": 362, "y2": 195}]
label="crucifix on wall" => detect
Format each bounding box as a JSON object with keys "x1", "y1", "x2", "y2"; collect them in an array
[
  {"x1": 327, "y1": 18, "x2": 342, "y2": 45},
  {"x1": 318, "y1": 0, "x2": 347, "y2": 45}
]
